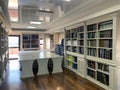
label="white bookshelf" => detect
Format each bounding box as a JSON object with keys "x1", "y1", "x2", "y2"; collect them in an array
[
  {"x1": 65, "y1": 23, "x2": 85, "y2": 78},
  {"x1": 64, "y1": 13, "x2": 120, "y2": 90},
  {"x1": 0, "y1": 17, "x2": 9, "y2": 85}
]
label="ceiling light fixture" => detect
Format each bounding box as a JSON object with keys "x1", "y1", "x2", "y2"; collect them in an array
[
  {"x1": 30, "y1": 21, "x2": 42, "y2": 24},
  {"x1": 38, "y1": 10, "x2": 54, "y2": 13},
  {"x1": 64, "y1": 0, "x2": 70, "y2": 1},
  {"x1": 27, "y1": 26, "x2": 36, "y2": 29}
]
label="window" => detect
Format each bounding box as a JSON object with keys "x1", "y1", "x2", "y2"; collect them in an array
[
  {"x1": 8, "y1": 9, "x2": 18, "y2": 22},
  {"x1": 40, "y1": 38, "x2": 44, "y2": 50},
  {"x1": 8, "y1": 36, "x2": 19, "y2": 47},
  {"x1": 40, "y1": 39, "x2": 44, "y2": 45}
]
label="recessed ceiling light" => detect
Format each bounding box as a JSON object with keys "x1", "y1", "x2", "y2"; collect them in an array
[
  {"x1": 64, "y1": 0, "x2": 70, "y2": 1},
  {"x1": 27, "y1": 26, "x2": 36, "y2": 29},
  {"x1": 30, "y1": 21, "x2": 42, "y2": 24}
]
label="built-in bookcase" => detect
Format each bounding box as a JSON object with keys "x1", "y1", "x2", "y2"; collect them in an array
[
  {"x1": 86, "y1": 20, "x2": 113, "y2": 60},
  {"x1": 65, "y1": 24, "x2": 85, "y2": 55},
  {"x1": 66, "y1": 54, "x2": 78, "y2": 71},
  {"x1": 65, "y1": 53, "x2": 85, "y2": 77},
  {"x1": 22, "y1": 34, "x2": 39, "y2": 50},
  {"x1": 0, "y1": 18, "x2": 9, "y2": 85},
  {"x1": 98, "y1": 20, "x2": 113, "y2": 60},
  {"x1": 87, "y1": 59, "x2": 109, "y2": 86},
  {"x1": 65, "y1": 24, "x2": 85, "y2": 77},
  {"x1": 86, "y1": 23, "x2": 97, "y2": 57},
  {"x1": 78, "y1": 26, "x2": 84, "y2": 54},
  {"x1": 65, "y1": 14, "x2": 120, "y2": 90}
]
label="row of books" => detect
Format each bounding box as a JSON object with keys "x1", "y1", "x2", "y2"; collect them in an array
[
  {"x1": 79, "y1": 47, "x2": 84, "y2": 54},
  {"x1": 99, "y1": 39, "x2": 112, "y2": 48},
  {"x1": 67, "y1": 61, "x2": 72, "y2": 67},
  {"x1": 98, "y1": 63, "x2": 109, "y2": 72},
  {"x1": 78, "y1": 33, "x2": 84, "y2": 39},
  {"x1": 87, "y1": 32, "x2": 96, "y2": 38},
  {"x1": 66, "y1": 46, "x2": 84, "y2": 53},
  {"x1": 72, "y1": 63, "x2": 77, "y2": 70},
  {"x1": 55, "y1": 44, "x2": 64, "y2": 56},
  {"x1": 72, "y1": 46, "x2": 77, "y2": 52},
  {"x1": 66, "y1": 54, "x2": 72, "y2": 61},
  {"x1": 87, "y1": 24, "x2": 97, "y2": 31},
  {"x1": 66, "y1": 46, "x2": 71, "y2": 51},
  {"x1": 77, "y1": 26, "x2": 84, "y2": 32},
  {"x1": 66, "y1": 40, "x2": 71, "y2": 45},
  {"x1": 87, "y1": 69, "x2": 109, "y2": 85},
  {"x1": 59, "y1": 46, "x2": 64, "y2": 56},
  {"x1": 97, "y1": 71, "x2": 109, "y2": 86},
  {"x1": 73, "y1": 56, "x2": 77, "y2": 62},
  {"x1": 98, "y1": 49, "x2": 112, "y2": 60},
  {"x1": 87, "y1": 60, "x2": 96, "y2": 69},
  {"x1": 72, "y1": 40, "x2": 77, "y2": 46},
  {"x1": 79, "y1": 40, "x2": 84, "y2": 46},
  {"x1": 87, "y1": 40, "x2": 96, "y2": 47},
  {"x1": 87, "y1": 48, "x2": 97, "y2": 56},
  {"x1": 66, "y1": 33, "x2": 71, "y2": 38},
  {"x1": 87, "y1": 69, "x2": 96, "y2": 79},
  {"x1": 99, "y1": 30, "x2": 112, "y2": 38},
  {"x1": 66, "y1": 40, "x2": 84, "y2": 46},
  {"x1": 98, "y1": 20, "x2": 113, "y2": 30},
  {"x1": 71, "y1": 32, "x2": 77, "y2": 38},
  {"x1": 55, "y1": 44, "x2": 61, "y2": 55},
  {"x1": 55, "y1": 39, "x2": 64, "y2": 56},
  {"x1": 66, "y1": 30, "x2": 112, "y2": 39},
  {"x1": 66, "y1": 33, "x2": 78, "y2": 38}
]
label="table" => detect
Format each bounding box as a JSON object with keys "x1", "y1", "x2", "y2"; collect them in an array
[{"x1": 18, "y1": 50, "x2": 63, "y2": 78}]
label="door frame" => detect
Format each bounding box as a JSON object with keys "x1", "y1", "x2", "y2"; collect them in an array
[{"x1": 8, "y1": 35, "x2": 20, "y2": 59}]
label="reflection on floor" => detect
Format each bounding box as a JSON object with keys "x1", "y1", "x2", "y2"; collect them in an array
[
  {"x1": 0, "y1": 60, "x2": 22, "y2": 90},
  {"x1": 0, "y1": 60, "x2": 105, "y2": 90},
  {"x1": 9, "y1": 55, "x2": 18, "y2": 59},
  {"x1": 9, "y1": 60, "x2": 19, "y2": 70}
]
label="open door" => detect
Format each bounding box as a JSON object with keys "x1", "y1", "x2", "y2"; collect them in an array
[{"x1": 8, "y1": 35, "x2": 20, "y2": 60}]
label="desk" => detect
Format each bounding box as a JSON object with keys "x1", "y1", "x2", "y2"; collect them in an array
[{"x1": 18, "y1": 50, "x2": 63, "y2": 78}]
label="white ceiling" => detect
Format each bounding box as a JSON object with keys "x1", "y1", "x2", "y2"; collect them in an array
[
  {"x1": 8, "y1": 0, "x2": 90, "y2": 31},
  {"x1": 8, "y1": 0, "x2": 120, "y2": 33}
]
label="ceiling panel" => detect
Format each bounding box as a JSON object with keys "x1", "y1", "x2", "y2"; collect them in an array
[{"x1": 9, "y1": 0, "x2": 109, "y2": 32}]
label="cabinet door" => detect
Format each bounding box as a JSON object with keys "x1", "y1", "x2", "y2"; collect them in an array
[
  {"x1": 109, "y1": 66, "x2": 115, "y2": 90},
  {"x1": 78, "y1": 58, "x2": 85, "y2": 73}
]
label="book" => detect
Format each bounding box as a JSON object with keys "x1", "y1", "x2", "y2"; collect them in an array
[
  {"x1": 97, "y1": 71, "x2": 109, "y2": 86},
  {"x1": 87, "y1": 24, "x2": 97, "y2": 31}
]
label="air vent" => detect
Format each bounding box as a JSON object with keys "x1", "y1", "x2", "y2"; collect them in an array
[{"x1": 20, "y1": 6, "x2": 38, "y2": 23}]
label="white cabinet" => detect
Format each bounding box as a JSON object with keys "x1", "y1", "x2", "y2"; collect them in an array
[{"x1": 77, "y1": 58, "x2": 85, "y2": 77}]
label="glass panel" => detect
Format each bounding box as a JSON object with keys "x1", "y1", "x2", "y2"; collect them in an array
[{"x1": 8, "y1": 36, "x2": 19, "y2": 47}]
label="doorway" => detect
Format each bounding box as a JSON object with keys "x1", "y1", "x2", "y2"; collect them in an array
[
  {"x1": 8, "y1": 35, "x2": 20, "y2": 60},
  {"x1": 40, "y1": 38, "x2": 44, "y2": 50}
]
